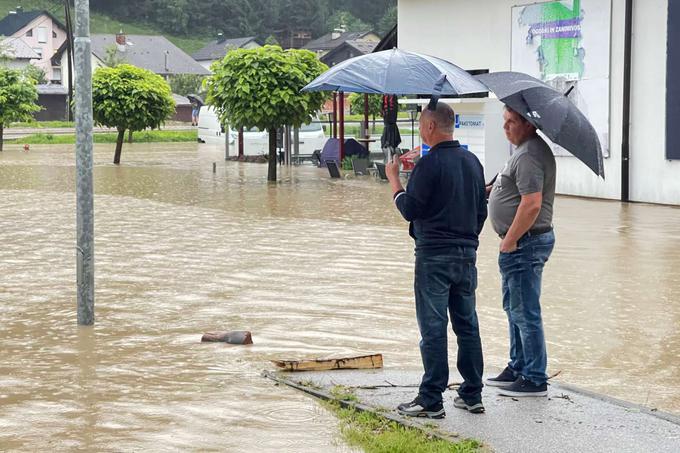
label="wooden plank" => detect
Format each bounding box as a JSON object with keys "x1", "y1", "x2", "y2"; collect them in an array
[{"x1": 272, "y1": 354, "x2": 383, "y2": 372}]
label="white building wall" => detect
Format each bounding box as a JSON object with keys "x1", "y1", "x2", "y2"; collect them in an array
[
  {"x1": 399, "y1": 0, "x2": 676, "y2": 204},
  {"x1": 629, "y1": 1, "x2": 679, "y2": 204}
]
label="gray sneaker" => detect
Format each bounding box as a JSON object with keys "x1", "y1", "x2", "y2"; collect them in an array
[
  {"x1": 397, "y1": 396, "x2": 445, "y2": 419},
  {"x1": 453, "y1": 397, "x2": 485, "y2": 414}
]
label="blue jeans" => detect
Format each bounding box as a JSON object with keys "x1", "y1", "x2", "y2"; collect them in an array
[
  {"x1": 499, "y1": 230, "x2": 555, "y2": 385},
  {"x1": 414, "y1": 246, "x2": 484, "y2": 407}
]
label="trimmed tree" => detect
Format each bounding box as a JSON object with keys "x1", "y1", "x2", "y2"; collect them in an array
[
  {"x1": 206, "y1": 45, "x2": 327, "y2": 181},
  {"x1": 0, "y1": 68, "x2": 40, "y2": 151},
  {"x1": 92, "y1": 64, "x2": 175, "y2": 164},
  {"x1": 349, "y1": 93, "x2": 383, "y2": 133}
]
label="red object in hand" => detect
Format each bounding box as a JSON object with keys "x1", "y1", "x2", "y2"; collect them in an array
[{"x1": 399, "y1": 147, "x2": 420, "y2": 171}]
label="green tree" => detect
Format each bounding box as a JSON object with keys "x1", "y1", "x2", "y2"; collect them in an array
[
  {"x1": 103, "y1": 45, "x2": 127, "y2": 67},
  {"x1": 326, "y1": 11, "x2": 371, "y2": 33},
  {"x1": 349, "y1": 93, "x2": 383, "y2": 132},
  {"x1": 206, "y1": 45, "x2": 327, "y2": 181},
  {"x1": 92, "y1": 64, "x2": 175, "y2": 164},
  {"x1": 22, "y1": 65, "x2": 47, "y2": 84},
  {"x1": 168, "y1": 74, "x2": 206, "y2": 96},
  {"x1": 0, "y1": 68, "x2": 40, "y2": 151},
  {"x1": 376, "y1": 6, "x2": 398, "y2": 36}
]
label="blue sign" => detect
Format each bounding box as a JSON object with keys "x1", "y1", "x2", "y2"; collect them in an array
[{"x1": 421, "y1": 143, "x2": 431, "y2": 157}]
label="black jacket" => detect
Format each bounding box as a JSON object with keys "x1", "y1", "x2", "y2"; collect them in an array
[{"x1": 394, "y1": 140, "x2": 487, "y2": 251}]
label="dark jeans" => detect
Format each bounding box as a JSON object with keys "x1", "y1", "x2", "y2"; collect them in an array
[
  {"x1": 414, "y1": 246, "x2": 484, "y2": 407},
  {"x1": 499, "y1": 230, "x2": 555, "y2": 385}
]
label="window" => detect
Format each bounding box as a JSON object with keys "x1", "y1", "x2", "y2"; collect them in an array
[
  {"x1": 51, "y1": 67, "x2": 62, "y2": 83},
  {"x1": 33, "y1": 47, "x2": 43, "y2": 58},
  {"x1": 37, "y1": 27, "x2": 47, "y2": 43},
  {"x1": 25, "y1": 29, "x2": 32, "y2": 37}
]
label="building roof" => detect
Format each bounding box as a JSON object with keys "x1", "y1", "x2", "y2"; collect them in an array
[
  {"x1": 0, "y1": 10, "x2": 66, "y2": 36},
  {"x1": 90, "y1": 34, "x2": 211, "y2": 76},
  {"x1": 37, "y1": 84, "x2": 68, "y2": 95},
  {"x1": 374, "y1": 24, "x2": 397, "y2": 52},
  {"x1": 303, "y1": 31, "x2": 377, "y2": 52},
  {"x1": 192, "y1": 36, "x2": 259, "y2": 61},
  {"x1": 172, "y1": 93, "x2": 191, "y2": 105},
  {"x1": 1, "y1": 36, "x2": 40, "y2": 60},
  {"x1": 320, "y1": 39, "x2": 377, "y2": 66}
]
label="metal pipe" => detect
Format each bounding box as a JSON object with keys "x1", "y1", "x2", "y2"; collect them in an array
[
  {"x1": 621, "y1": 0, "x2": 633, "y2": 202},
  {"x1": 339, "y1": 92, "x2": 345, "y2": 162},
  {"x1": 363, "y1": 93, "x2": 369, "y2": 138},
  {"x1": 332, "y1": 92, "x2": 338, "y2": 138},
  {"x1": 74, "y1": 0, "x2": 94, "y2": 325}
]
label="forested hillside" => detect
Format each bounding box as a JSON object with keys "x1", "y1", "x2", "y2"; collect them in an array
[{"x1": 89, "y1": 0, "x2": 397, "y2": 40}]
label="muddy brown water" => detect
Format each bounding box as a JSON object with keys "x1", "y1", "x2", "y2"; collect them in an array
[{"x1": 1, "y1": 143, "x2": 678, "y2": 451}]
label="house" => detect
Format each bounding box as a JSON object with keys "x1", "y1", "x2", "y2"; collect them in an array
[
  {"x1": 398, "y1": 0, "x2": 680, "y2": 205},
  {"x1": 0, "y1": 36, "x2": 40, "y2": 70},
  {"x1": 320, "y1": 39, "x2": 377, "y2": 67},
  {"x1": 90, "y1": 33, "x2": 211, "y2": 78},
  {"x1": 55, "y1": 32, "x2": 211, "y2": 84},
  {"x1": 192, "y1": 36, "x2": 260, "y2": 70},
  {"x1": 0, "y1": 8, "x2": 67, "y2": 83},
  {"x1": 303, "y1": 30, "x2": 380, "y2": 57}
]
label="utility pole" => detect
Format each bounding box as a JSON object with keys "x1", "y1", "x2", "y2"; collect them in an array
[{"x1": 74, "y1": 0, "x2": 94, "y2": 325}]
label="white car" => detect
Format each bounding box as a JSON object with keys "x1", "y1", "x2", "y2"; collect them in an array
[{"x1": 197, "y1": 106, "x2": 325, "y2": 156}]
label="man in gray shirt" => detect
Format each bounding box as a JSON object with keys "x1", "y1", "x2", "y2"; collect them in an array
[{"x1": 486, "y1": 106, "x2": 556, "y2": 397}]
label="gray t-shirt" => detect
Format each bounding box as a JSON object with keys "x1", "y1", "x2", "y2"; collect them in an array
[{"x1": 488, "y1": 135, "x2": 556, "y2": 236}]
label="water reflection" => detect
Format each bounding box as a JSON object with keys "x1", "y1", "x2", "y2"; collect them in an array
[{"x1": 0, "y1": 143, "x2": 678, "y2": 450}]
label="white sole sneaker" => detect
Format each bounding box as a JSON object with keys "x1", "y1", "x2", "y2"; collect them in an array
[{"x1": 497, "y1": 388, "x2": 548, "y2": 397}]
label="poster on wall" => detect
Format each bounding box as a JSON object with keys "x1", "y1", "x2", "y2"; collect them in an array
[{"x1": 511, "y1": 0, "x2": 611, "y2": 157}]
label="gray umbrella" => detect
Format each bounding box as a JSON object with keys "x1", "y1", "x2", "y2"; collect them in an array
[
  {"x1": 302, "y1": 48, "x2": 487, "y2": 95},
  {"x1": 477, "y1": 71, "x2": 605, "y2": 178}
]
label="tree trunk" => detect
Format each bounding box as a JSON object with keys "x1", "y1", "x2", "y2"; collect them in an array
[
  {"x1": 128, "y1": 129, "x2": 133, "y2": 143},
  {"x1": 268, "y1": 127, "x2": 277, "y2": 182},
  {"x1": 0, "y1": 124, "x2": 3, "y2": 152},
  {"x1": 113, "y1": 129, "x2": 125, "y2": 164}
]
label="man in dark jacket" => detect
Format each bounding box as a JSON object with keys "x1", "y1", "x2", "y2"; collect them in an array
[{"x1": 386, "y1": 102, "x2": 487, "y2": 418}]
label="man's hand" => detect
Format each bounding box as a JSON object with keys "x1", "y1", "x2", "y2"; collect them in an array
[
  {"x1": 499, "y1": 238, "x2": 518, "y2": 253},
  {"x1": 385, "y1": 153, "x2": 400, "y2": 182},
  {"x1": 485, "y1": 184, "x2": 493, "y2": 198}
]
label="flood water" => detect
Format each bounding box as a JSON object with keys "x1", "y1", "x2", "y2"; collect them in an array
[{"x1": 1, "y1": 143, "x2": 679, "y2": 451}]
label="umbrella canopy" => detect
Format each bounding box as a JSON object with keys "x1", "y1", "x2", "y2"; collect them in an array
[
  {"x1": 477, "y1": 71, "x2": 605, "y2": 178},
  {"x1": 187, "y1": 94, "x2": 204, "y2": 105},
  {"x1": 302, "y1": 48, "x2": 488, "y2": 96}
]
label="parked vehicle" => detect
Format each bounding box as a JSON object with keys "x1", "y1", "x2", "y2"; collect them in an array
[{"x1": 197, "y1": 106, "x2": 326, "y2": 156}]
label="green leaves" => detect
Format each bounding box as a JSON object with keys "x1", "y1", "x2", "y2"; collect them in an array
[
  {"x1": 92, "y1": 64, "x2": 175, "y2": 133},
  {"x1": 0, "y1": 68, "x2": 40, "y2": 127},
  {"x1": 207, "y1": 45, "x2": 329, "y2": 132}
]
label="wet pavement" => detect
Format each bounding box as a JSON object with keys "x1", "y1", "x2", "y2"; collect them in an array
[{"x1": 267, "y1": 369, "x2": 680, "y2": 453}]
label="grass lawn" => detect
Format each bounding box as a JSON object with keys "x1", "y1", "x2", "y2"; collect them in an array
[
  {"x1": 9, "y1": 121, "x2": 75, "y2": 129},
  {"x1": 8, "y1": 130, "x2": 197, "y2": 144}
]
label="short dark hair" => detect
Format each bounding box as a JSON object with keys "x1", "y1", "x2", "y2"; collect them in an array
[{"x1": 504, "y1": 106, "x2": 532, "y2": 125}]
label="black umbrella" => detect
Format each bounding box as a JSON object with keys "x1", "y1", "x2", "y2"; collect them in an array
[
  {"x1": 187, "y1": 94, "x2": 204, "y2": 106},
  {"x1": 381, "y1": 94, "x2": 401, "y2": 151},
  {"x1": 477, "y1": 71, "x2": 605, "y2": 178}
]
